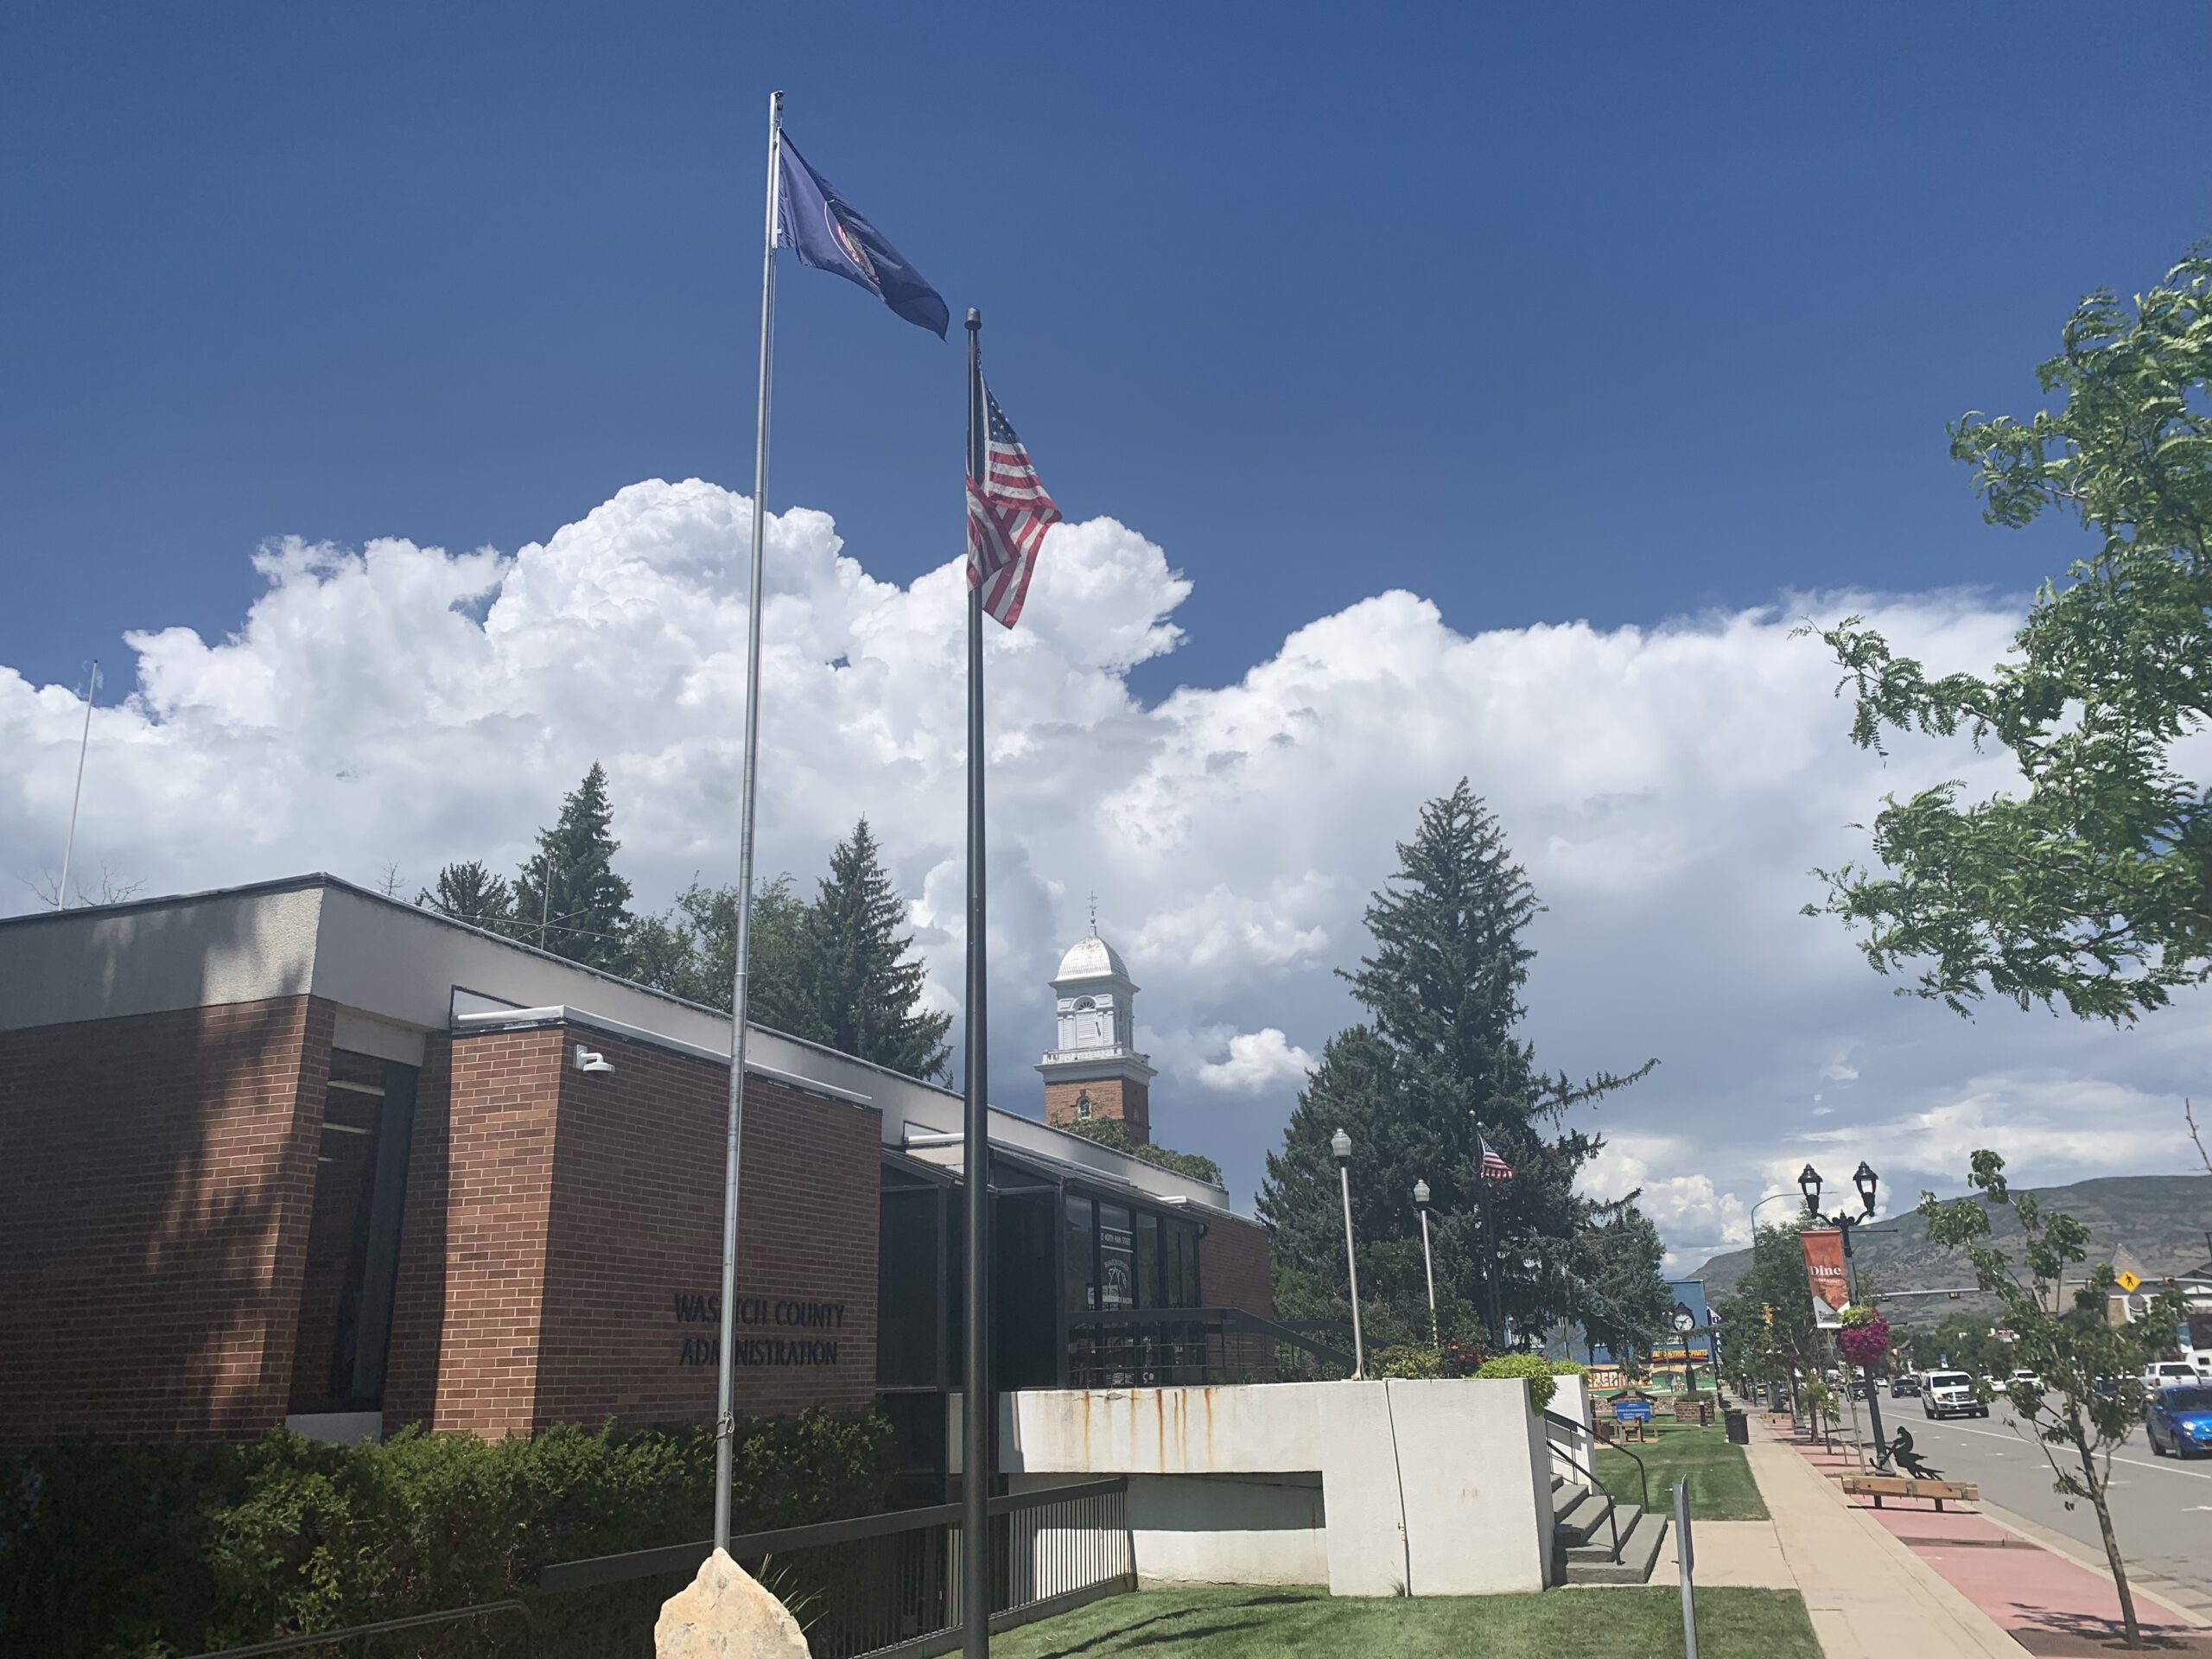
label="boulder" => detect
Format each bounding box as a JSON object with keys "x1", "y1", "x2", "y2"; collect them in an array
[{"x1": 655, "y1": 1548, "x2": 811, "y2": 1658}]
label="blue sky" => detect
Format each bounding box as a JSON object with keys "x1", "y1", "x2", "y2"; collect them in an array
[
  {"x1": 5, "y1": 2, "x2": 2203, "y2": 704},
  {"x1": 7, "y1": 6, "x2": 2212, "y2": 1242}
]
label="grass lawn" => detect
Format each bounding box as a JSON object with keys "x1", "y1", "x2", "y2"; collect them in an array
[
  {"x1": 1595, "y1": 1420, "x2": 1768, "y2": 1521},
  {"x1": 991, "y1": 1584, "x2": 1820, "y2": 1658}
]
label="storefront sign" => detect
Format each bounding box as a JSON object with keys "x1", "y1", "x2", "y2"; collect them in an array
[
  {"x1": 1801, "y1": 1229, "x2": 1848, "y2": 1329},
  {"x1": 671, "y1": 1291, "x2": 847, "y2": 1368}
]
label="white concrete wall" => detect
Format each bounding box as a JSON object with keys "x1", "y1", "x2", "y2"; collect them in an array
[
  {"x1": 1127, "y1": 1474, "x2": 1326, "y2": 1587},
  {"x1": 0, "y1": 883, "x2": 324, "y2": 1029},
  {"x1": 1548, "y1": 1372, "x2": 1597, "y2": 1494},
  {"x1": 992, "y1": 1381, "x2": 1552, "y2": 1597}
]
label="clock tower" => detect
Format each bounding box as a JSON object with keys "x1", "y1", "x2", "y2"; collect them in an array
[{"x1": 1039, "y1": 923, "x2": 1155, "y2": 1145}]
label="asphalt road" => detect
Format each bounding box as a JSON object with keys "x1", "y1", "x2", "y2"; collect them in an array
[{"x1": 1867, "y1": 1397, "x2": 2212, "y2": 1613}]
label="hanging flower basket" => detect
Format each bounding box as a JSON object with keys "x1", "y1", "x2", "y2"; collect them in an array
[{"x1": 1838, "y1": 1308, "x2": 1891, "y2": 1368}]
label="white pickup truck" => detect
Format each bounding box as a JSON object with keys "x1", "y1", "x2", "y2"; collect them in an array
[{"x1": 1922, "y1": 1370, "x2": 1987, "y2": 1420}]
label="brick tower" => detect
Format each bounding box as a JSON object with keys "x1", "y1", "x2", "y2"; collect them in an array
[{"x1": 1039, "y1": 922, "x2": 1154, "y2": 1146}]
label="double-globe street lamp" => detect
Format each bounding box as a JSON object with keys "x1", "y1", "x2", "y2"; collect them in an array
[
  {"x1": 1799, "y1": 1159, "x2": 1891, "y2": 1463},
  {"x1": 1332, "y1": 1128, "x2": 1365, "y2": 1379}
]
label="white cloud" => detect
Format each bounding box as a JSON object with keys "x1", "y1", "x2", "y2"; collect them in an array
[
  {"x1": 4, "y1": 478, "x2": 2203, "y2": 1256},
  {"x1": 1193, "y1": 1028, "x2": 1317, "y2": 1096}
]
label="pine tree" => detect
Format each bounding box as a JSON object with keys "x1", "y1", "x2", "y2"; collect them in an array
[
  {"x1": 1259, "y1": 780, "x2": 1654, "y2": 1349},
  {"x1": 792, "y1": 819, "x2": 951, "y2": 1080},
  {"x1": 416, "y1": 860, "x2": 515, "y2": 933},
  {"x1": 511, "y1": 762, "x2": 637, "y2": 973}
]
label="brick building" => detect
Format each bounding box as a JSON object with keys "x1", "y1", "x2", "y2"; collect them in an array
[{"x1": 0, "y1": 876, "x2": 1272, "y2": 1475}]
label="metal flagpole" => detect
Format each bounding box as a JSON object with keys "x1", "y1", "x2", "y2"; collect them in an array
[
  {"x1": 714, "y1": 86, "x2": 783, "y2": 1556},
  {"x1": 960, "y1": 304, "x2": 993, "y2": 1659},
  {"x1": 57, "y1": 659, "x2": 99, "y2": 909}
]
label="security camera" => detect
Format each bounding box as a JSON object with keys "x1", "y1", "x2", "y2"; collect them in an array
[{"x1": 574, "y1": 1046, "x2": 615, "y2": 1074}]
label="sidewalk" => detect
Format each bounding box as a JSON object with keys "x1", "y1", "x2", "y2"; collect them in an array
[
  {"x1": 1759, "y1": 1415, "x2": 2212, "y2": 1657},
  {"x1": 1740, "y1": 1420, "x2": 2024, "y2": 1659}
]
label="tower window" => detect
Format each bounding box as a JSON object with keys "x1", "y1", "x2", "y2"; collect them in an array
[
  {"x1": 1075, "y1": 1090, "x2": 1093, "y2": 1121},
  {"x1": 1073, "y1": 996, "x2": 1096, "y2": 1011}
]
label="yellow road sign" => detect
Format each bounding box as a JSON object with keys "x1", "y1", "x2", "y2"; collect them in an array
[{"x1": 2116, "y1": 1270, "x2": 2142, "y2": 1293}]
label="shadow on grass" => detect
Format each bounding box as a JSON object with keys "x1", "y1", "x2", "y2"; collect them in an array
[{"x1": 1020, "y1": 1593, "x2": 1325, "y2": 1659}]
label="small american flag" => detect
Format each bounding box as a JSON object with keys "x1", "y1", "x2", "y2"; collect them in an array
[
  {"x1": 967, "y1": 380, "x2": 1060, "y2": 629},
  {"x1": 1478, "y1": 1135, "x2": 1514, "y2": 1183}
]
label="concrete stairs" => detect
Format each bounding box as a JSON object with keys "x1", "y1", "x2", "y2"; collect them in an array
[{"x1": 1550, "y1": 1473, "x2": 1669, "y2": 1586}]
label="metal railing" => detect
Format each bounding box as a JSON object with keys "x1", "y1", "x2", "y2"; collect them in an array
[
  {"x1": 1061, "y1": 1306, "x2": 1356, "y2": 1388},
  {"x1": 537, "y1": 1477, "x2": 1134, "y2": 1659},
  {"x1": 178, "y1": 1601, "x2": 531, "y2": 1659},
  {"x1": 1542, "y1": 1408, "x2": 1623, "y2": 1565}
]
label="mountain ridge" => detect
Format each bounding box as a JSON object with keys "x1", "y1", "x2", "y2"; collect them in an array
[{"x1": 1687, "y1": 1173, "x2": 2211, "y2": 1322}]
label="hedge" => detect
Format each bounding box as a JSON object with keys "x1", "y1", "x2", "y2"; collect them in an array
[{"x1": 0, "y1": 1412, "x2": 891, "y2": 1659}]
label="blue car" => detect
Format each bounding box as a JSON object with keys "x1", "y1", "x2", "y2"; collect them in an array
[{"x1": 2145, "y1": 1383, "x2": 2212, "y2": 1459}]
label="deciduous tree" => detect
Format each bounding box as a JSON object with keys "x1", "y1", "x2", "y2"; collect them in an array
[
  {"x1": 1920, "y1": 1151, "x2": 2187, "y2": 1651},
  {"x1": 1811, "y1": 251, "x2": 2212, "y2": 1022}
]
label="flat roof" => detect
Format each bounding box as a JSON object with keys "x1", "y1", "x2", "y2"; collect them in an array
[{"x1": 2, "y1": 873, "x2": 1244, "y2": 1215}]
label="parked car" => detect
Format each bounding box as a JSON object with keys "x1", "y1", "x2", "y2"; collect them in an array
[
  {"x1": 1849, "y1": 1376, "x2": 1872, "y2": 1400},
  {"x1": 1923, "y1": 1370, "x2": 1986, "y2": 1420},
  {"x1": 2145, "y1": 1383, "x2": 2212, "y2": 1459},
  {"x1": 1890, "y1": 1374, "x2": 1922, "y2": 1398},
  {"x1": 2144, "y1": 1361, "x2": 2200, "y2": 1389}
]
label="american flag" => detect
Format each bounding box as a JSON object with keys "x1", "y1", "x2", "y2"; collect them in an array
[
  {"x1": 967, "y1": 380, "x2": 1060, "y2": 629},
  {"x1": 1478, "y1": 1135, "x2": 1514, "y2": 1183}
]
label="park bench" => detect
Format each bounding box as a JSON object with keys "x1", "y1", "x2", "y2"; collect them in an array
[{"x1": 1840, "y1": 1475, "x2": 1979, "y2": 1512}]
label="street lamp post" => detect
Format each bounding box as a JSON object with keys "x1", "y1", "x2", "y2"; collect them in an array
[
  {"x1": 1332, "y1": 1128, "x2": 1364, "y2": 1379},
  {"x1": 1801, "y1": 1160, "x2": 1889, "y2": 1463},
  {"x1": 1414, "y1": 1179, "x2": 1438, "y2": 1347}
]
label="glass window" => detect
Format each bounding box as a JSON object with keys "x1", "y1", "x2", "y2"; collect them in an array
[
  {"x1": 1135, "y1": 1211, "x2": 1160, "y2": 1310},
  {"x1": 877, "y1": 1186, "x2": 940, "y2": 1388},
  {"x1": 1064, "y1": 1192, "x2": 1096, "y2": 1312},
  {"x1": 1097, "y1": 1205, "x2": 1135, "y2": 1310}
]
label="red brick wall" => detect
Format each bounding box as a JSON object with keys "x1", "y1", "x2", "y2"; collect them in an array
[
  {"x1": 385, "y1": 1022, "x2": 882, "y2": 1435},
  {"x1": 0, "y1": 996, "x2": 331, "y2": 1450},
  {"x1": 1200, "y1": 1214, "x2": 1274, "y2": 1320},
  {"x1": 386, "y1": 1027, "x2": 563, "y2": 1437},
  {"x1": 1043, "y1": 1076, "x2": 1151, "y2": 1145},
  {"x1": 535, "y1": 1030, "x2": 880, "y2": 1427}
]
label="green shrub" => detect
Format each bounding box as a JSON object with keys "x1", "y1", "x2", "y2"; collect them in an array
[
  {"x1": 1475, "y1": 1353, "x2": 1560, "y2": 1414},
  {"x1": 1370, "y1": 1344, "x2": 1445, "y2": 1379},
  {"x1": 1548, "y1": 1359, "x2": 1589, "y2": 1378},
  {"x1": 0, "y1": 1412, "x2": 891, "y2": 1659}
]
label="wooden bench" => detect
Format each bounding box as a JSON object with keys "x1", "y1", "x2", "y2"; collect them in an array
[{"x1": 1840, "y1": 1475, "x2": 1979, "y2": 1512}]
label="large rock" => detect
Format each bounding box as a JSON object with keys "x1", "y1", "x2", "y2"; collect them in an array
[{"x1": 655, "y1": 1548, "x2": 811, "y2": 1658}]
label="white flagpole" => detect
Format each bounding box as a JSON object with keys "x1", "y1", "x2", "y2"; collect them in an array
[
  {"x1": 714, "y1": 86, "x2": 783, "y2": 1555},
  {"x1": 57, "y1": 659, "x2": 100, "y2": 909}
]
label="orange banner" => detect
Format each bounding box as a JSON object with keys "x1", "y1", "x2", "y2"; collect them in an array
[{"x1": 1802, "y1": 1228, "x2": 1848, "y2": 1328}]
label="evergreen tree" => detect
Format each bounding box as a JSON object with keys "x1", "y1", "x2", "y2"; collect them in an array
[
  {"x1": 1259, "y1": 781, "x2": 1654, "y2": 1349},
  {"x1": 511, "y1": 762, "x2": 637, "y2": 974},
  {"x1": 791, "y1": 819, "x2": 951, "y2": 1080},
  {"x1": 416, "y1": 860, "x2": 515, "y2": 933}
]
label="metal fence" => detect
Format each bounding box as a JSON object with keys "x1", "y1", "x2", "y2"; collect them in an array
[
  {"x1": 179, "y1": 1480, "x2": 1134, "y2": 1659},
  {"x1": 1061, "y1": 1306, "x2": 1354, "y2": 1388},
  {"x1": 534, "y1": 1477, "x2": 1134, "y2": 1659}
]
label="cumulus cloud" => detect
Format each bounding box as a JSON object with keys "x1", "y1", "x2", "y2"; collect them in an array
[
  {"x1": 1192, "y1": 1028, "x2": 1317, "y2": 1096},
  {"x1": 5, "y1": 478, "x2": 2203, "y2": 1248}
]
